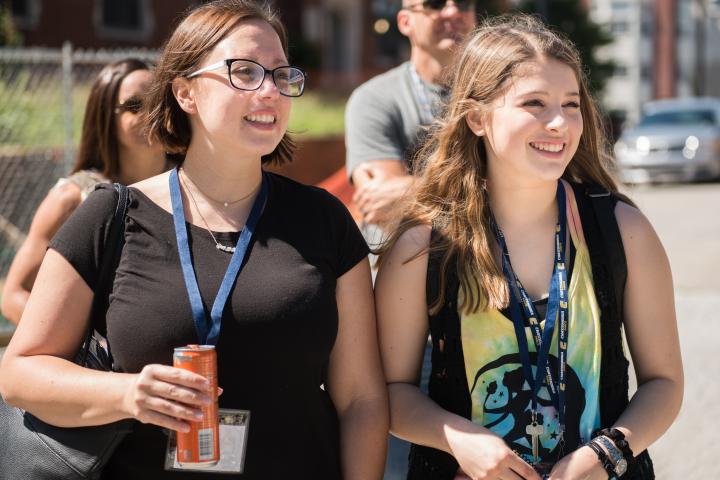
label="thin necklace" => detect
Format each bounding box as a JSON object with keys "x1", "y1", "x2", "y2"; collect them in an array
[
  {"x1": 180, "y1": 167, "x2": 258, "y2": 207},
  {"x1": 179, "y1": 169, "x2": 237, "y2": 253}
]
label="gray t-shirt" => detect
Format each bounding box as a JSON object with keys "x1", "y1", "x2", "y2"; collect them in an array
[{"x1": 344, "y1": 61, "x2": 447, "y2": 179}]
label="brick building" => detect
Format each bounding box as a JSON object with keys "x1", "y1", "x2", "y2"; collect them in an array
[{"x1": 7, "y1": 0, "x2": 384, "y2": 89}]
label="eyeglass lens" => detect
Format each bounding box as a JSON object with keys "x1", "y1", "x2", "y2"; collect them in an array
[
  {"x1": 228, "y1": 60, "x2": 305, "y2": 97},
  {"x1": 421, "y1": 0, "x2": 475, "y2": 11}
]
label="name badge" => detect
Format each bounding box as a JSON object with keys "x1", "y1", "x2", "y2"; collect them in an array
[{"x1": 164, "y1": 408, "x2": 251, "y2": 474}]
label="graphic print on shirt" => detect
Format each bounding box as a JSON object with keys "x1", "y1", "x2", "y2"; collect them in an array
[{"x1": 460, "y1": 184, "x2": 603, "y2": 465}]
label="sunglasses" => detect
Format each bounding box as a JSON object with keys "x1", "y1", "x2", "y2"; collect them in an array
[
  {"x1": 405, "y1": 0, "x2": 476, "y2": 12},
  {"x1": 186, "y1": 59, "x2": 306, "y2": 98},
  {"x1": 115, "y1": 96, "x2": 143, "y2": 114}
]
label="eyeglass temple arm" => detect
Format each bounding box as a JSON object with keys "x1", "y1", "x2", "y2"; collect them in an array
[{"x1": 186, "y1": 60, "x2": 227, "y2": 79}]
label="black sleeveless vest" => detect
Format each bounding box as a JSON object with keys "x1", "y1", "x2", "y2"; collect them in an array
[{"x1": 406, "y1": 183, "x2": 655, "y2": 479}]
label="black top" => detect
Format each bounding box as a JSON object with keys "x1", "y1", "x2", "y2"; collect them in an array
[{"x1": 49, "y1": 172, "x2": 369, "y2": 479}]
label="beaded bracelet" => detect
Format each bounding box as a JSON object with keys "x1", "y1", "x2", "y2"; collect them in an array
[
  {"x1": 593, "y1": 427, "x2": 635, "y2": 461},
  {"x1": 587, "y1": 441, "x2": 618, "y2": 480}
]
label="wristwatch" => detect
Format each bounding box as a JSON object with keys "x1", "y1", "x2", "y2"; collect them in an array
[{"x1": 595, "y1": 435, "x2": 628, "y2": 477}]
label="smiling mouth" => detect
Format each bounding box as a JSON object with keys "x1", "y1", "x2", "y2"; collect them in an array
[
  {"x1": 530, "y1": 141, "x2": 565, "y2": 153},
  {"x1": 244, "y1": 114, "x2": 276, "y2": 125}
]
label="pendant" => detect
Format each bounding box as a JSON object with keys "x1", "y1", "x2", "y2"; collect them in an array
[
  {"x1": 223, "y1": 202, "x2": 228, "y2": 207},
  {"x1": 215, "y1": 243, "x2": 236, "y2": 253},
  {"x1": 526, "y1": 416, "x2": 544, "y2": 465}
]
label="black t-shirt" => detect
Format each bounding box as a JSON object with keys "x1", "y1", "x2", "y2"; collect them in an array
[{"x1": 49, "y1": 172, "x2": 369, "y2": 479}]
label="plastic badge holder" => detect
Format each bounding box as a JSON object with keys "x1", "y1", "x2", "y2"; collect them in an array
[{"x1": 164, "y1": 408, "x2": 250, "y2": 474}]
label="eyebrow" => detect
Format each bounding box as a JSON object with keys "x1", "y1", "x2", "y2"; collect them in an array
[{"x1": 519, "y1": 90, "x2": 580, "y2": 97}]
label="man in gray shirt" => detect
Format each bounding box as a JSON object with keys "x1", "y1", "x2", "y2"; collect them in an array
[{"x1": 345, "y1": 0, "x2": 476, "y2": 229}]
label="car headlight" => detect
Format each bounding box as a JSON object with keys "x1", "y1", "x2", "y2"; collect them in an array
[{"x1": 682, "y1": 136, "x2": 699, "y2": 159}]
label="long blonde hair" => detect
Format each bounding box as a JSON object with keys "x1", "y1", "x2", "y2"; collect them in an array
[{"x1": 380, "y1": 15, "x2": 626, "y2": 315}]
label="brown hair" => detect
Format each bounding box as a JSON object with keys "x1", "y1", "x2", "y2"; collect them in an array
[
  {"x1": 380, "y1": 14, "x2": 629, "y2": 314},
  {"x1": 143, "y1": 0, "x2": 294, "y2": 165},
  {"x1": 73, "y1": 58, "x2": 152, "y2": 178}
]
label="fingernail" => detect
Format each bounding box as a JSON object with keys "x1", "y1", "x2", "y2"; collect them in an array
[{"x1": 181, "y1": 423, "x2": 190, "y2": 433}]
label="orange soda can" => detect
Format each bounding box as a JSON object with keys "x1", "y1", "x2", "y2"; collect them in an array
[{"x1": 173, "y1": 345, "x2": 220, "y2": 466}]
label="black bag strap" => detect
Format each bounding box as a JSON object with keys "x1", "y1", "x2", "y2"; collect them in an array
[
  {"x1": 77, "y1": 183, "x2": 129, "y2": 366},
  {"x1": 585, "y1": 186, "x2": 626, "y2": 325}
]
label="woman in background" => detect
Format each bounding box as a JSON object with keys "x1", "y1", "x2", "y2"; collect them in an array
[{"x1": 1, "y1": 58, "x2": 167, "y2": 324}]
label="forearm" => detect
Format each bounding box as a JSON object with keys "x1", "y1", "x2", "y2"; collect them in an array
[
  {"x1": 0, "y1": 288, "x2": 29, "y2": 325},
  {"x1": 0, "y1": 354, "x2": 133, "y2": 427},
  {"x1": 338, "y1": 395, "x2": 389, "y2": 480},
  {"x1": 388, "y1": 382, "x2": 476, "y2": 455},
  {"x1": 611, "y1": 376, "x2": 683, "y2": 454}
]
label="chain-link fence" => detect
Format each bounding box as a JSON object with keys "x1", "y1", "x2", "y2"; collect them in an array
[{"x1": 0, "y1": 43, "x2": 158, "y2": 335}]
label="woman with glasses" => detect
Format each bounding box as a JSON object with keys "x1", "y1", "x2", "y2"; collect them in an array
[
  {"x1": 0, "y1": 1, "x2": 388, "y2": 479},
  {"x1": 1, "y1": 58, "x2": 166, "y2": 325}
]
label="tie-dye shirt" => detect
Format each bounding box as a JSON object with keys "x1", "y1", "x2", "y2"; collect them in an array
[{"x1": 460, "y1": 182, "x2": 602, "y2": 465}]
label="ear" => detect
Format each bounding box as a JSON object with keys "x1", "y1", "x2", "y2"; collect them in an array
[
  {"x1": 172, "y1": 77, "x2": 197, "y2": 115},
  {"x1": 397, "y1": 9, "x2": 413, "y2": 37},
  {"x1": 466, "y1": 108, "x2": 486, "y2": 137}
]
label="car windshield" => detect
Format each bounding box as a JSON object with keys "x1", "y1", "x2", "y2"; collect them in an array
[{"x1": 639, "y1": 109, "x2": 716, "y2": 127}]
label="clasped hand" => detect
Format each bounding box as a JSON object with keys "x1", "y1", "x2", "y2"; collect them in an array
[
  {"x1": 449, "y1": 427, "x2": 607, "y2": 480},
  {"x1": 448, "y1": 426, "x2": 541, "y2": 480}
]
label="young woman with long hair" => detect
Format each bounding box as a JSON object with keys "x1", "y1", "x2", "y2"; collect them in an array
[
  {"x1": 0, "y1": 1, "x2": 388, "y2": 478},
  {"x1": 376, "y1": 15, "x2": 682, "y2": 480},
  {"x1": 1, "y1": 58, "x2": 166, "y2": 324}
]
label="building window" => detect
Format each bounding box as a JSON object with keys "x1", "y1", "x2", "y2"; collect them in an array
[
  {"x1": 10, "y1": 0, "x2": 40, "y2": 28},
  {"x1": 95, "y1": 0, "x2": 154, "y2": 41},
  {"x1": 614, "y1": 65, "x2": 628, "y2": 77},
  {"x1": 102, "y1": 0, "x2": 141, "y2": 30},
  {"x1": 11, "y1": 0, "x2": 29, "y2": 17},
  {"x1": 611, "y1": 21, "x2": 629, "y2": 33}
]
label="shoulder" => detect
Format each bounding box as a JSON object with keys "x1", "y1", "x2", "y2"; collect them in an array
[
  {"x1": 347, "y1": 64, "x2": 409, "y2": 107},
  {"x1": 613, "y1": 201, "x2": 670, "y2": 278},
  {"x1": 267, "y1": 172, "x2": 347, "y2": 213},
  {"x1": 614, "y1": 200, "x2": 661, "y2": 251},
  {"x1": 376, "y1": 224, "x2": 431, "y2": 295},
  {"x1": 129, "y1": 170, "x2": 173, "y2": 212},
  {"x1": 48, "y1": 180, "x2": 83, "y2": 214},
  {"x1": 386, "y1": 224, "x2": 431, "y2": 266}
]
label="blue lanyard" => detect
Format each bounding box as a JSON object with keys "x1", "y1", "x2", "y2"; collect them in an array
[
  {"x1": 169, "y1": 167, "x2": 268, "y2": 345},
  {"x1": 408, "y1": 63, "x2": 435, "y2": 126},
  {"x1": 491, "y1": 181, "x2": 569, "y2": 432}
]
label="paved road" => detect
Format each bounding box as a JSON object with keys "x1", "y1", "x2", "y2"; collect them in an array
[{"x1": 2, "y1": 182, "x2": 719, "y2": 477}]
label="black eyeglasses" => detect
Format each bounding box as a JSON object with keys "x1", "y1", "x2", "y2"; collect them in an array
[
  {"x1": 405, "y1": 0, "x2": 476, "y2": 12},
  {"x1": 115, "y1": 96, "x2": 143, "y2": 114},
  {"x1": 187, "y1": 58, "x2": 306, "y2": 97}
]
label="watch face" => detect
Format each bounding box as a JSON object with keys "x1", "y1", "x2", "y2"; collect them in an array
[{"x1": 616, "y1": 458, "x2": 628, "y2": 475}]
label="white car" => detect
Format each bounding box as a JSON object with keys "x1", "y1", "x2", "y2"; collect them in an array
[{"x1": 615, "y1": 98, "x2": 720, "y2": 183}]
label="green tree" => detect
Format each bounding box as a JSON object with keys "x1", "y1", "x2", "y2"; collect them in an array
[
  {"x1": 0, "y1": 3, "x2": 22, "y2": 46},
  {"x1": 517, "y1": 0, "x2": 614, "y2": 95}
]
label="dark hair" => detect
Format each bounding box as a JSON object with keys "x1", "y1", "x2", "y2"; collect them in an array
[
  {"x1": 143, "y1": 0, "x2": 295, "y2": 166},
  {"x1": 73, "y1": 58, "x2": 152, "y2": 178}
]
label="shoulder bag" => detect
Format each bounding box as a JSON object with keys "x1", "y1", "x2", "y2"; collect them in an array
[{"x1": 0, "y1": 183, "x2": 134, "y2": 480}]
